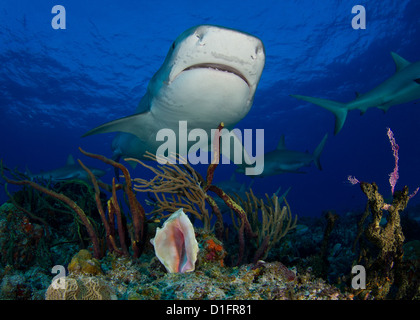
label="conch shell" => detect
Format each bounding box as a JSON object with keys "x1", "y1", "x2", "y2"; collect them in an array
[{"x1": 151, "y1": 208, "x2": 199, "y2": 273}]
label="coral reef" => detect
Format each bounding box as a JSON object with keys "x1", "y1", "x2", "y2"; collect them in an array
[
  {"x1": 353, "y1": 182, "x2": 415, "y2": 299},
  {"x1": 43, "y1": 236, "x2": 350, "y2": 300},
  {"x1": 0, "y1": 203, "x2": 46, "y2": 269},
  {"x1": 1, "y1": 126, "x2": 419, "y2": 300},
  {"x1": 45, "y1": 275, "x2": 116, "y2": 300},
  {"x1": 348, "y1": 128, "x2": 420, "y2": 299},
  {"x1": 67, "y1": 249, "x2": 103, "y2": 275},
  {"x1": 230, "y1": 189, "x2": 297, "y2": 263}
]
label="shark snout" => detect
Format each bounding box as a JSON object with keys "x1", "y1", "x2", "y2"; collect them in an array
[{"x1": 168, "y1": 25, "x2": 265, "y2": 92}]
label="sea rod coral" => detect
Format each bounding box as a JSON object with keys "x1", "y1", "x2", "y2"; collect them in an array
[{"x1": 349, "y1": 127, "x2": 419, "y2": 299}]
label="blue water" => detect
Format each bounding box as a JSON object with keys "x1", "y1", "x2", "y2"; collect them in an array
[{"x1": 1, "y1": 0, "x2": 420, "y2": 218}]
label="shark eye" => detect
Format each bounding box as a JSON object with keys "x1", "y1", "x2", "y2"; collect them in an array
[{"x1": 252, "y1": 45, "x2": 264, "y2": 59}]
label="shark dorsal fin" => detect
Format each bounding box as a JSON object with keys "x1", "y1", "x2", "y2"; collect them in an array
[
  {"x1": 66, "y1": 155, "x2": 75, "y2": 166},
  {"x1": 277, "y1": 135, "x2": 286, "y2": 150},
  {"x1": 391, "y1": 52, "x2": 411, "y2": 72}
]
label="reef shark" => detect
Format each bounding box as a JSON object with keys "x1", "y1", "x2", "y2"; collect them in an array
[
  {"x1": 83, "y1": 25, "x2": 265, "y2": 168},
  {"x1": 28, "y1": 155, "x2": 107, "y2": 182},
  {"x1": 291, "y1": 52, "x2": 420, "y2": 134},
  {"x1": 213, "y1": 173, "x2": 290, "y2": 213},
  {"x1": 236, "y1": 134, "x2": 328, "y2": 177},
  {"x1": 215, "y1": 173, "x2": 254, "y2": 196}
]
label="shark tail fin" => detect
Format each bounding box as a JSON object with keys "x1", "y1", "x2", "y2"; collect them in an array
[
  {"x1": 291, "y1": 95, "x2": 348, "y2": 135},
  {"x1": 313, "y1": 133, "x2": 328, "y2": 171}
]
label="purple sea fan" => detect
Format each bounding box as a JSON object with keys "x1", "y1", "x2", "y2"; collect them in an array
[
  {"x1": 347, "y1": 127, "x2": 418, "y2": 202},
  {"x1": 387, "y1": 127, "x2": 399, "y2": 195}
]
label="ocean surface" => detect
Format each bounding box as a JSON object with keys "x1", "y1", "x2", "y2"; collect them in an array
[{"x1": 1, "y1": 0, "x2": 420, "y2": 218}]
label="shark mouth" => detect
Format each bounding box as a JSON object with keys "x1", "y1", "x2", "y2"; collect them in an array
[{"x1": 183, "y1": 63, "x2": 250, "y2": 87}]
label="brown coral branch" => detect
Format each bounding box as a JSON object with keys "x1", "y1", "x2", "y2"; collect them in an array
[
  {"x1": 0, "y1": 165, "x2": 101, "y2": 259},
  {"x1": 236, "y1": 222, "x2": 245, "y2": 266},
  {"x1": 252, "y1": 235, "x2": 270, "y2": 264},
  {"x1": 3, "y1": 182, "x2": 51, "y2": 237},
  {"x1": 208, "y1": 185, "x2": 256, "y2": 239},
  {"x1": 111, "y1": 177, "x2": 129, "y2": 256},
  {"x1": 230, "y1": 189, "x2": 297, "y2": 262},
  {"x1": 205, "y1": 194, "x2": 224, "y2": 240},
  {"x1": 77, "y1": 159, "x2": 122, "y2": 255},
  {"x1": 204, "y1": 122, "x2": 224, "y2": 192},
  {"x1": 78, "y1": 147, "x2": 145, "y2": 258}
]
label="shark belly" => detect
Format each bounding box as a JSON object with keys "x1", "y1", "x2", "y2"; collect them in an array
[
  {"x1": 151, "y1": 68, "x2": 251, "y2": 131},
  {"x1": 114, "y1": 68, "x2": 251, "y2": 160}
]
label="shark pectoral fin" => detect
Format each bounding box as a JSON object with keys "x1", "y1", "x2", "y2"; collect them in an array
[
  {"x1": 82, "y1": 111, "x2": 152, "y2": 138},
  {"x1": 377, "y1": 105, "x2": 392, "y2": 113},
  {"x1": 313, "y1": 133, "x2": 328, "y2": 171},
  {"x1": 291, "y1": 95, "x2": 348, "y2": 135}
]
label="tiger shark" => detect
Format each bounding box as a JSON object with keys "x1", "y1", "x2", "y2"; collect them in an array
[
  {"x1": 291, "y1": 52, "x2": 420, "y2": 134},
  {"x1": 28, "y1": 155, "x2": 107, "y2": 182},
  {"x1": 83, "y1": 25, "x2": 265, "y2": 169},
  {"x1": 236, "y1": 134, "x2": 328, "y2": 177}
]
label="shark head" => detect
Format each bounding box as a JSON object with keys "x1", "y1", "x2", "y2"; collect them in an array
[
  {"x1": 84, "y1": 25, "x2": 265, "y2": 163},
  {"x1": 158, "y1": 25, "x2": 265, "y2": 98},
  {"x1": 147, "y1": 25, "x2": 265, "y2": 127}
]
